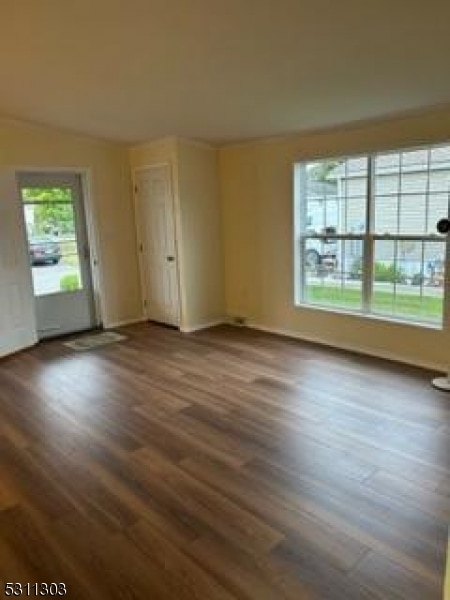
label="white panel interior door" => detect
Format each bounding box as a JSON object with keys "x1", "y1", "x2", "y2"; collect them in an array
[
  {"x1": 135, "y1": 165, "x2": 180, "y2": 326},
  {"x1": 0, "y1": 170, "x2": 37, "y2": 357}
]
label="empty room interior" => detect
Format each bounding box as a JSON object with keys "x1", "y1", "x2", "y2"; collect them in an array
[{"x1": 1, "y1": 2, "x2": 450, "y2": 599}]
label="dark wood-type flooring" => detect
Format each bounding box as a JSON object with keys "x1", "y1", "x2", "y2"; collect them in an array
[{"x1": 0, "y1": 323, "x2": 449, "y2": 599}]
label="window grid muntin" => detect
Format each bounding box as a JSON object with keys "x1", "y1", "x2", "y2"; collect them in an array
[{"x1": 297, "y1": 146, "x2": 449, "y2": 326}]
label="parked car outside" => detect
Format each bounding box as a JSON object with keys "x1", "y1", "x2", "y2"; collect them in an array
[{"x1": 29, "y1": 236, "x2": 62, "y2": 266}]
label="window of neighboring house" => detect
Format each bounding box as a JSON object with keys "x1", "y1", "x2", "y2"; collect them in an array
[{"x1": 294, "y1": 144, "x2": 449, "y2": 327}]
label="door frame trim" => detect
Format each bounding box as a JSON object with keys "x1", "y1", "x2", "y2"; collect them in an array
[
  {"x1": 14, "y1": 166, "x2": 104, "y2": 328},
  {"x1": 132, "y1": 163, "x2": 184, "y2": 328},
  {"x1": 0, "y1": 169, "x2": 38, "y2": 357}
]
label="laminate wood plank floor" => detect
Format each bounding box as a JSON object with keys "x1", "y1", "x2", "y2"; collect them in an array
[{"x1": 0, "y1": 323, "x2": 448, "y2": 599}]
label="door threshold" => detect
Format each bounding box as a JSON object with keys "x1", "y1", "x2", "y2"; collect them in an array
[
  {"x1": 147, "y1": 320, "x2": 179, "y2": 331},
  {"x1": 38, "y1": 325, "x2": 103, "y2": 343}
]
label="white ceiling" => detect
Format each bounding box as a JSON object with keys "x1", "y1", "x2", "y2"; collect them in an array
[{"x1": 1, "y1": 0, "x2": 450, "y2": 144}]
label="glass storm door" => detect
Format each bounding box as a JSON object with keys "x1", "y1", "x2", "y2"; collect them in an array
[{"x1": 18, "y1": 172, "x2": 96, "y2": 339}]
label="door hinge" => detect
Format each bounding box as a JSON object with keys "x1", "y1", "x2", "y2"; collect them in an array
[
  {"x1": 143, "y1": 299, "x2": 147, "y2": 308},
  {"x1": 139, "y1": 243, "x2": 143, "y2": 252},
  {"x1": 134, "y1": 184, "x2": 138, "y2": 194}
]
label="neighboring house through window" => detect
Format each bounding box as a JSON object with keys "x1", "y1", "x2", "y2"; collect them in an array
[{"x1": 293, "y1": 144, "x2": 449, "y2": 326}]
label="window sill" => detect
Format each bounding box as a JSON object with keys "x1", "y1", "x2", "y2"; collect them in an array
[{"x1": 294, "y1": 301, "x2": 443, "y2": 331}]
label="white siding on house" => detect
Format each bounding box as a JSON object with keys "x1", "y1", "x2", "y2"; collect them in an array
[
  {"x1": 338, "y1": 170, "x2": 449, "y2": 236},
  {"x1": 330, "y1": 150, "x2": 449, "y2": 269},
  {"x1": 338, "y1": 177, "x2": 366, "y2": 233}
]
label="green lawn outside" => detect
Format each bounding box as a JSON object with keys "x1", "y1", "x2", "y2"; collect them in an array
[{"x1": 306, "y1": 285, "x2": 443, "y2": 322}]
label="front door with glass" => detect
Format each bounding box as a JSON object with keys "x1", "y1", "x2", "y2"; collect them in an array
[{"x1": 18, "y1": 172, "x2": 96, "y2": 339}]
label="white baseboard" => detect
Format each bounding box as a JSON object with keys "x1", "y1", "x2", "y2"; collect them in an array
[
  {"x1": 244, "y1": 321, "x2": 447, "y2": 373},
  {"x1": 0, "y1": 335, "x2": 38, "y2": 359},
  {"x1": 103, "y1": 316, "x2": 146, "y2": 330},
  {"x1": 180, "y1": 319, "x2": 225, "y2": 334}
]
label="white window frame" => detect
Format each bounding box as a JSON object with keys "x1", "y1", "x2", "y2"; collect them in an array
[{"x1": 294, "y1": 145, "x2": 449, "y2": 329}]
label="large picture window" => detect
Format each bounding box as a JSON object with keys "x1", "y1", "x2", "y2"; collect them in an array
[{"x1": 294, "y1": 144, "x2": 449, "y2": 326}]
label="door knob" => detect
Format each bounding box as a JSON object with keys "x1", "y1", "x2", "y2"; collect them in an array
[{"x1": 167, "y1": 256, "x2": 175, "y2": 262}]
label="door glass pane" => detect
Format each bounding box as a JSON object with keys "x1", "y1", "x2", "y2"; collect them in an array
[{"x1": 22, "y1": 187, "x2": 83, "y2": 296}]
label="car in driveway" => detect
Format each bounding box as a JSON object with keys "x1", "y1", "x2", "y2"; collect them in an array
[{"x1": 29, "y1": 236, "x2": 62, "y2": 266}]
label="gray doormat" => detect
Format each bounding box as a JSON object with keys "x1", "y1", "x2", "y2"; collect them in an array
[{"x1": 63, "y1": 331, "x2": 127, "y2": 351}]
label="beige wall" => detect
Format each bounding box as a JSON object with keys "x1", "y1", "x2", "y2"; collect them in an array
[
  {"x1": 0, "y1": 118, "x2": 142, "y2": 327},
  {"x1": 219, "y1": 109, "x2": 450, "y2": 370},
  {"x1": 129, "y1": 137, "x2": 178, "y2": 169},
  {"x1": 176, "y1": 139, "x2": 224, "y2": 330},
  {"x1": 129, "y1": 137, "x2": 224, "y2": 331}
]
